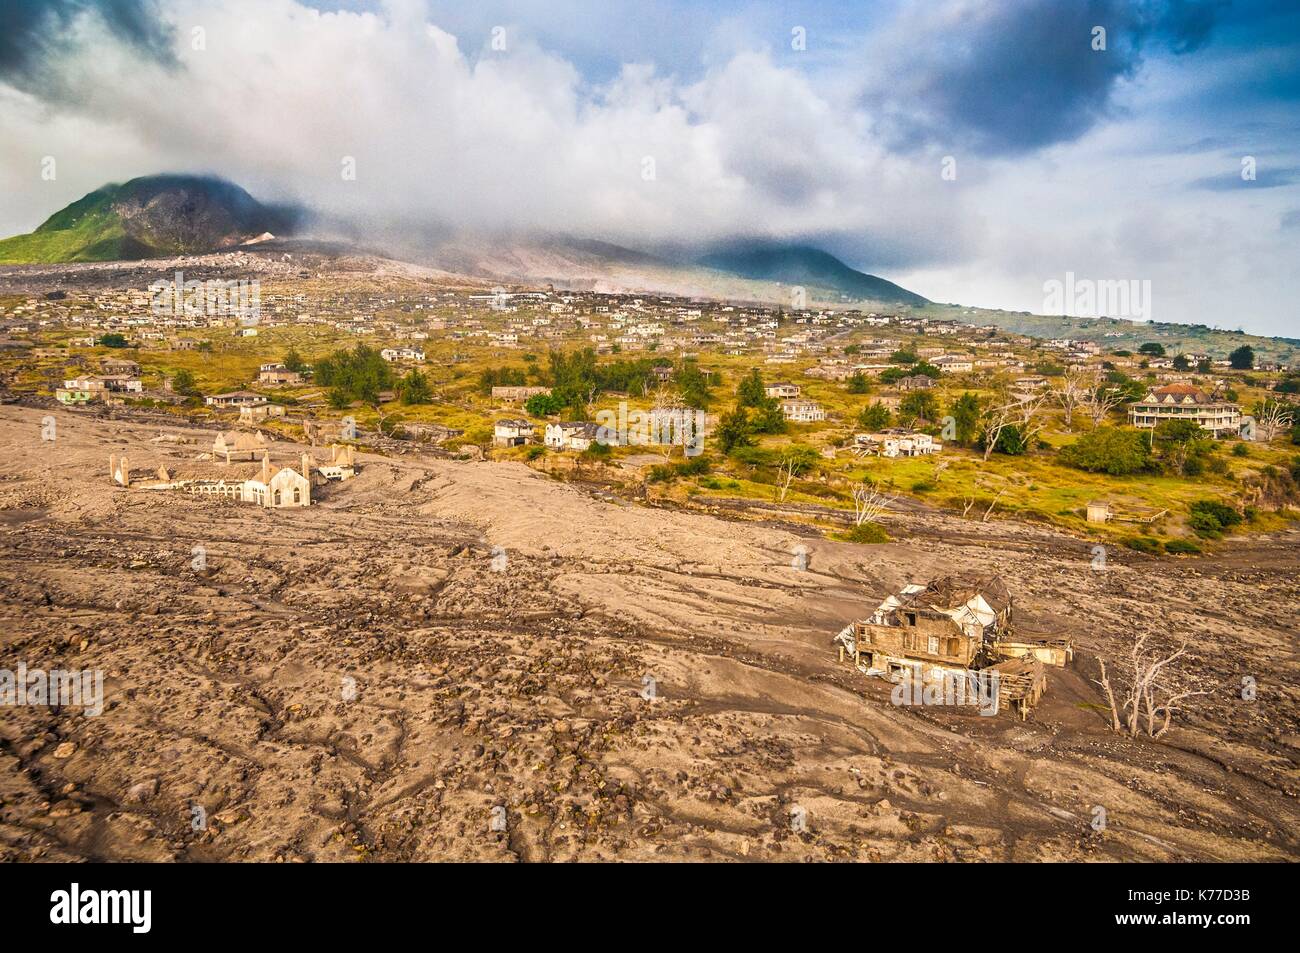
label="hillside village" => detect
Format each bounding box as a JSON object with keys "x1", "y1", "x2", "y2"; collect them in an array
[{"x1": 1, "y1": 253, "x2": 1298, "y2": 557}]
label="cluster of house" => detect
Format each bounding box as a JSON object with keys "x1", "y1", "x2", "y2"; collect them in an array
[
  {"x1": 55, "y1": 358, "x2": 144, "y2": 404},
  {"x1": 108, "y1": 433, "x2": 356, "y2": 509},
  {"x1": 833, "y1": 574, "x2": 1071, "y2": 719},
  {"x1": 764, "y1": 382, "x2": 828, "y2": 423}
]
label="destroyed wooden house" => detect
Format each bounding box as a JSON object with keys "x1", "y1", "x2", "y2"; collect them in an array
[{"x1": 833, "y1": 574, "x2": 1069, "y2": 719}]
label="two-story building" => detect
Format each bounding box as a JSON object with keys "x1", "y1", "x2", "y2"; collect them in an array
[
  {"x1": 1128, "y1": 383, "x2": 1241, "y2": 436},
  {"x1": 780, "y1": 399, "x2": 826, "y2": 423},
  {"x1": 493, "y1": 418, "x2": 534, "y2": 447}
]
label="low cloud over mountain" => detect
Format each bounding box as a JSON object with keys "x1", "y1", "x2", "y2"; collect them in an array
[{"x1": 0, "y1": 0, "x2": 1296, "y2": 334}]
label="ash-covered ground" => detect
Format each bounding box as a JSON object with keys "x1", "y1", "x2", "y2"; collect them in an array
[{"x1": 1, "y1": 405, "x2": 1297, "y2": 862}]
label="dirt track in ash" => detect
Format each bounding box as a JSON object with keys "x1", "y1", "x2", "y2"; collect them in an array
[{"x1": 1, "y1": 404, "x2": 1297, "y2": 862}]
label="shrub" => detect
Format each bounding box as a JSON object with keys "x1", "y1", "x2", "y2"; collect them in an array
[
  {"x1": 1232, "y1": 442, "x2": 1250, "y2": 457},
  {"x1": 675, "y1": 455, "x2": 711, "y2": 477},
  {"x1": 1164, "y1": 539, "x2": 1202, "y2": 555},
  {"x1": 845, "y1": 522, "x2": 890, "y2": 544},
  {"x1": 698, "y1": 476, "x2": 739, "y2": 490},
  {"x1": 1188, "y1": 511, "x2": 1224, "y2": 538},
  {"x1": 1190, "y1": 499, "x2": 1241, "y2": 528},
  {"x1": 1122, "y1": 536, "x2": 1163, "y2": 554},
  {"x1": 911, "y1": 479, "x2": 936, "y2": 493},
  {"x1": 524, "y1": 445, "x2": 546, "y2": 460}
]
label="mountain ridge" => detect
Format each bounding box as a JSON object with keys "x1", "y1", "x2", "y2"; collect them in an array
[
  {"x1": 0, "y1": 174, "x2": 300, "y2": 264},
  {"x1": 697, "y1": 243, "x2": 930, "y2": 307}
]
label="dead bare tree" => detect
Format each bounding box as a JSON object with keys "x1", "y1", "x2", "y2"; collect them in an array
[
  {"x1": 1095, "y1": 633, "x2": 1207, "y2": 739},
  {"x1": 981, "y1": 404, "x2": 1014, "y2": 462},
  {"x1": 775, "y1": 455, "x2": 798, "y2": 503},
  {"x1": 1254, "y1": 398, "x2": 1296, "y2": 442},
  {"x1": 851, "y1": 485, "x2": 894, "y2": 526},
  {"x1": 1080, "y1": 384, "x2": 1127, "y2": 429},
  {"x1": 1055, "y1": 371, "x2": 1093, "y2": 431},
  {"x1": 649, "y1": 385, "x2": 687, "y2": 461},
  {"x1": 1015, "y1": 393, "x2": 1049, "y2": 445},
  {"x1": 980, "y1": 394, "x2": 1046, "y2": 461}
]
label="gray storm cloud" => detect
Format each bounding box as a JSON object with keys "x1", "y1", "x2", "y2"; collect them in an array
[
  {"x1": 0, "y1": 0, "x2": 975, "y2": 268},
  {"x1": 0, "y1": 0, "x2": 1296, "y2": 337}
]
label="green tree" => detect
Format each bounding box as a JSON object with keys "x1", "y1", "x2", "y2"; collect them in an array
[
  {"x1": 750, "y1": 402, "x2": 787, "y2": 434},
  {"x1": 1172, "y1": 353, "x2": 1192, "y2": 371},
  {"x1": 1153, "y1": 419, "x2": 1209, "y2": 475},
  {"x1": 398, "y1": 369, "x2": 431, "y2": 405},
  {"x1": 1138, "y1": 342, "x2": 1166, "y2": 357},
  {"x1": 1229, "y1": 345, "x2": 1255, "y2": 370},
  {"x1": 846, "y1": 371, "x2": 870, "y2": 394},
  {"x1": 524, "y1": 392, "x2": 564, "y2": 416},
  {"x1": 899, "y1": 389, "x2": 939, "y2": 424},
  {"x1": 314, "y1": 344, "x2": 393, "y2": 404},
  {"x1": 283, "y1": 348, "x2": 307, "y2": 373},
  {"x1": 675, "y1": 358, "x2": 712, "y2": 408},
  {"x1": 171, "y1": 369, "x2": 200, "y2": 397},
  {"x1": 717, "y1": 407, "x2": 755, "y2": 454},
  {"x1": 989, "y1": 424, "x2": 1029, "y2": 456},
  {"x1": 477, "y1": 365, "x2": 527, "y2": 395},
  {"x1": 1059, "y1": 427, "x2": 1153, "y2": 475},
  {"x1": 736, "y1": 368, "x2": 767, "y2": 408},
  {"x1": 99, "y1": 333, "x2": 129, "y2": 348},
  {"x1": 858, "y1": 401, "x2": 891, "y2": 430},
  {"x1": 949, "y1": 392, "x2": 981, "y2": 445}
]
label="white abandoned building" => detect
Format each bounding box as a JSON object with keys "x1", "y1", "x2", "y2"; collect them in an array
[
  {"x1": 544, "y1": 421, "x2": 603, "y2": 451},
  {"x1": 108, "y1": 443, "x2": 356, "y2": 509},
  {"x1": 854, "y1": 429, "x2": 942, "y2": 457},
  {"x1": 832, "y1": 575, "x2": 1071, "y2": 719},
  {"x1": 111, "y1": 453, "x2": 313, "y2": 508},
  {"x1": 491, "y1": 385, "x2": 550, "y2": 403},
  {"x1": 238, "y1": 400, "x2": 287, "y2": 424},
  {"x1": 493, "y1": 418, "x2": 534, "y2": 447},
  {"x1": 213, "y1": 430, "x2": 269, "y2": 463},
  {"x1": 780, "y1": 399, "x2": 826, "y2": 423}
]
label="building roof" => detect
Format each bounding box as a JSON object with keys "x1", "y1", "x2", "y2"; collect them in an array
[
  {"x1": 873, "y1": 574, "x2": 1010, "y2": 630},
  {"x1": 214, "y1": 431, "x2": 269, "y2": 451},
  {"x1": 1144, "y1": 383, "x2": 1212, "y2": 403}
]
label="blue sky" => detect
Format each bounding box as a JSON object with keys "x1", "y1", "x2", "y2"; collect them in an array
[{"x1": 0, "y1": 0, "x2": 1297, "y2": 335}]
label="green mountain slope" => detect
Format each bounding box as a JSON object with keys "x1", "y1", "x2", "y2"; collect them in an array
[
  {"x1": 0, "y1": 174, "x2": 298, "y2": 264},
  {"x1": 698, "y1": 244, "x2": 929, "y2": 307}
]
